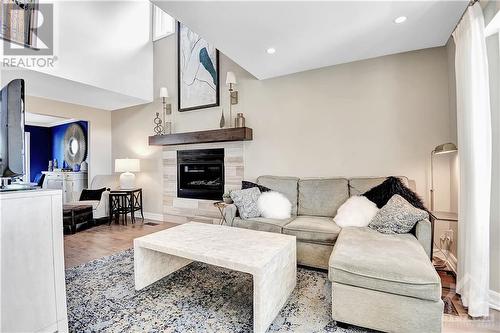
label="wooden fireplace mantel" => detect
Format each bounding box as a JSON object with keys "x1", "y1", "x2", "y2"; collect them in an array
[{"x1": 148, "y1": 127, "x2": 253, "y2": 146}]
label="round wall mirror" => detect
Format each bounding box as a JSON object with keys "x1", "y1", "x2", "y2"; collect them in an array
[
  {"x1": 63, "y1": 124, "x2": 87, "y2": 168},
  {"x1": 69, "y1": 138, "x2": 79, "y2": 156}
]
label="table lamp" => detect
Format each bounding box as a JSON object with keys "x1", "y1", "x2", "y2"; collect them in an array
[
  {"x1": 430, "y1": 143, "x2": 458, "y2": 210},
  {"x1": 115, "y1": 158, "x2": 140, "y2": 189}
]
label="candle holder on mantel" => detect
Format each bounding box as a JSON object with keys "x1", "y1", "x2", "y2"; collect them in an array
[
  {"x1": 160, "y1": 87, "x2": 172, "y2": 134},
  {"x1": 153, "y1": 112, "x2": 164, "y2": 136},
  {"x1": 164, "y1": 121, "x2": 172, "y2": 135},
  {"x1": 235, "y1": 113, "x2": 245, "y2": 128},
  {"x1": 226, "y1": 72, "x2": 238, "y2": 127}
]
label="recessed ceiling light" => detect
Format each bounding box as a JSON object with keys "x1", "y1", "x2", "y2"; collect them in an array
[
  {"x1": 266, "y1": 48, "x2": 276, "y2": 54},
  {"x1": 394, "y1": 16, "x2": 407, "y2": 24}
]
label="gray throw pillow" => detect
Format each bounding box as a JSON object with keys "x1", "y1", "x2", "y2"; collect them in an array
[
  {"x1": 368, "y1": 194, "x2": 428, "y2": 234},
  {"x1": 230, "y1": 187, "x2": 261, "y2": 219}
]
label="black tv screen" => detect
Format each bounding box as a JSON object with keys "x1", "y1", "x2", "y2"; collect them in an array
[{"x1": 0, "y1": 79, "x2": 25, "y2": 178}]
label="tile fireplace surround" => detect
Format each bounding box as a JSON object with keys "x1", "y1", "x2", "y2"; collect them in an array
[{"x1": 163, "y1": 142, "x2": 244, "y2": 224}]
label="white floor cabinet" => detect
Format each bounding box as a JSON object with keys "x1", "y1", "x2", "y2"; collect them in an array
[
  {"x1": 0, "y1": 189, "x2": 68, "y2": 333},
  {"x1": 42, "y1": 171, "x2": 88, "y2": 203}
]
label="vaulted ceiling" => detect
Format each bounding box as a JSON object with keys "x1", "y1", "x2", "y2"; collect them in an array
[
  {"x1": 155, "y1": 1, "x2": 468, "y2": 79},
  {"x1": 1, "y1": 1, "x2": 153, "y2": 110}
]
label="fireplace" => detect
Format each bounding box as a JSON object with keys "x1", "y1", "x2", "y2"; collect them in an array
[{"x1": 177, "y1": 148, "x2": 224, "y2": 200}]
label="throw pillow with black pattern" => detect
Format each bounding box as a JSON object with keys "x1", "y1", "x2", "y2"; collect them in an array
[{"x1": 369, "y1": 194, "x2": 428, "y2": 234}]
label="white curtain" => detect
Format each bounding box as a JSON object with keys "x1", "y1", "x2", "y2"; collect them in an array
[{"x1": 453, "y1": 3, "x2": 492, "y2": 318}]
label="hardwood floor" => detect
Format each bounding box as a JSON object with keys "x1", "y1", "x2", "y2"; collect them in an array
[
  {"x1": 63, "y1": 221, "x2": 500, "y2": 332},
  {"x1": 439, "y1": 270, "x2": 500, "y2": 332},
  {"x1": 63, "y1": 219, "x2": 177, "y2": 268}
]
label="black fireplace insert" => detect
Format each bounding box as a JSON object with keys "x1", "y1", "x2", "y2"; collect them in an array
[{"x1": 177, "y1": 148, "x2": 224, "y2": 200}]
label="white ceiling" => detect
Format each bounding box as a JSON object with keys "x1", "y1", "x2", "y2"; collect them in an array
[
  {"x1": 1, "y1": 1, "x2": 153, "y2": 111},
  {"x1": 155, "y1": 1, "x2": 469, "y2": 79},
  {"x1": 25, "y1": 112, "x2": 76, "y2": 128}
]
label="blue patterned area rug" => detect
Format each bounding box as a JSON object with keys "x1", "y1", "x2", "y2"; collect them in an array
[{"x1": 65, "y1": 249, "x2": 374, "y2": 332}]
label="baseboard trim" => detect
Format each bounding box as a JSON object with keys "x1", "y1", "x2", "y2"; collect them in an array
[
  {"x1": 134, "y1": 212, "x2": 163, "y2": 222},
  {"x1": 490, "y1": 289, "x2": 500, "y2": 311},
  {"x1": 432, "y1": 248, "x2": 457, "y2": 274},
  {"x1": 447, "y1": 252, "x2": 457, "y2": 274}
]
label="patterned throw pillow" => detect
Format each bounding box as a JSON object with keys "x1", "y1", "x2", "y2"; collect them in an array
[
  {"x1": 230, "y1": 187, "x2": 261, "y2": 219},
  {"x1": 369, "y1": 194, "x2": 428, "y2": 234}
]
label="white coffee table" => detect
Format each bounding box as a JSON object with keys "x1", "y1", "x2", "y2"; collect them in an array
[{"x1": 134, "y1": 222, "x2": 296, "y2": 333}]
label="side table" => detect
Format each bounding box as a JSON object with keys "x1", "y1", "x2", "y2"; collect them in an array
[
  {"x1": 429, "y1": 211, "x2": 458, "y2": 267},
  {"x1": 213, "y1": 201, "x2": 231, "y2": 225},
  {"x1": 109, "y1": 192, "x2": 128, "y2": 225},
  {"x1": 109, "y1": 188, "x2": 144, "y2": 225}
]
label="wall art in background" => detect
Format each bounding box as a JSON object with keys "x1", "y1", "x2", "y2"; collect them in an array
[{"x1": 177, "y1": 21, "x2": 219, "y2": 111}]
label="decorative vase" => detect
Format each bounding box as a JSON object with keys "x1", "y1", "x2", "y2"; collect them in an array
[
  {"x1": 80, "y1": 160, "x2": 88, "y2": 171},
  {"x1": 219, "y1": 109, "x2": 225, "y2": 128},
  {"x1": 235, "y1": 113, "x2": 245, "y2": 128},
  {"x1": 164, "y1": 121, "x2": 172, "y2": 135},
  {"x1": 223, "y1": 197, "x2": 233, "y2": 204}
]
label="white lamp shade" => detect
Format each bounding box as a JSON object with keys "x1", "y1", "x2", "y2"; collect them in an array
[
  {"x1": 160, "y1": 87, "x2": 169, "y2": 98},
  {"x1": 115, "y1": 158, "x2": 140, "y2": 172},
  {"x1": 226, "y1": 71, "x2": 237, "y2": 85}
]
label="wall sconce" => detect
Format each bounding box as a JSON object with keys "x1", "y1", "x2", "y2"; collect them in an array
[
  {"x1": 226, "y1": 72, "x2": 238, "y2": 127},
  {"x1": 160, "y1": 87, "x2": 171, "y2": 134},
  {"x1": 160, "y1": 87, "x2": 171, "y2": 115}
]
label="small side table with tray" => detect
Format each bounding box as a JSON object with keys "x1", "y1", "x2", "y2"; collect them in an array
[
  {"x1": 429, "y1": 211, "x2": 458, "y2": 270},
  {"x1": 213, "y1": 201, "x2": 232, "y2": 225},
  {"x1": 108, "y1": 188, "x2": 144, "y2": 225}
]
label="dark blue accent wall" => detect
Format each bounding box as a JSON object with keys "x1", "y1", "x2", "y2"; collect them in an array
[
  {"x1": 24, "y1": 121, "x2": 88, "y2": 182},
  {"x1": 24, "y1": 125, "x2": 51, "y2": 182},
  {"x1": 51, "y1": 121, "x2": 88, "y2": 169}
]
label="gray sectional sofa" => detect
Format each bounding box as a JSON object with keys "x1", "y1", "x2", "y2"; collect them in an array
[{"x1": 223, "y1": 175, "x2": 443, "y2": 333}]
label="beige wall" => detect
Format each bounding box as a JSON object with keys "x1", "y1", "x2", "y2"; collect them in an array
[
  {"x1": 112, "y1": 35, "x2": 455, "y2": 219},
  {"x1": 25, "y1": 96, "x2": 112, "y2": 182},
  {"x1": 433, "y1": 38, "x2": 459, "y2": 265},
  {"x1": 110, "y1": 39, "x2": 173, "y2": 215},
  {"x1": 230, "y1": 47, "x2": 452, "y2": 206},
  {"x1": 111, "y1": 101, "x2": 163, "y2": 215}
]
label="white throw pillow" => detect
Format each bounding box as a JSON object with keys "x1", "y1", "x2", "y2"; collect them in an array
[
  {"x1": 257, "y1": 191, "x2": 292, "y2": 219},
  {"x1": 334, "y1": 196, "x2": 379, "y2": 228}
]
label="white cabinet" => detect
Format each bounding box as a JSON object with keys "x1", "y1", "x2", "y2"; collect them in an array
[
  {"x1": 42, "y1": 171, "x2": 88, "y2": 203},
  {"x1": 0, "y1": 189, "x2": 68, "y2": 333}
]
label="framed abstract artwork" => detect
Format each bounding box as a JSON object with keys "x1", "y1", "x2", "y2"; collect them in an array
[{"x1": 177, "y1": 21, "x2": 219, "y2": 112}]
